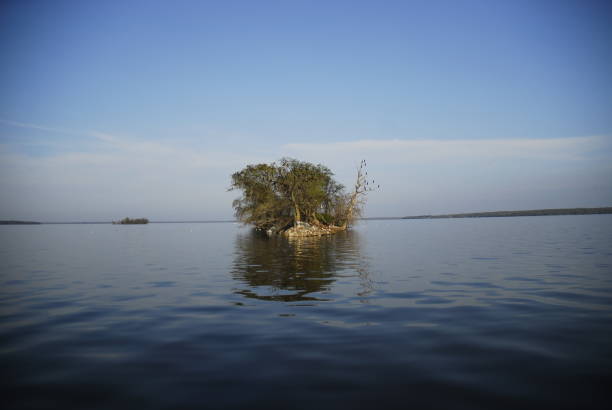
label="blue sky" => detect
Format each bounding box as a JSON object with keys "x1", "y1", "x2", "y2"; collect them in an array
[{"x1": 1, "y1": 0, "x2": 611, "y2": 221}]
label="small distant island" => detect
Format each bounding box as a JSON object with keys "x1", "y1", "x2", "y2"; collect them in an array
[
  {"x1": 112, "y1": 217, "x2": 149, "y2": 225},
  {"x1": 230, "y1": 158, "x2": 376, "y2": 237},
  {"x1": 402, "y1": 207, "x2": 612, "y2": 220},
  {"x1": 0, "y1": 220, "x2": 41, "y2": 225}
]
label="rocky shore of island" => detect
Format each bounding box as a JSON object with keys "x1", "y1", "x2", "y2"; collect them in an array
[{"x1": 278, "y1": 221, "x2": 346, "y2": 238}]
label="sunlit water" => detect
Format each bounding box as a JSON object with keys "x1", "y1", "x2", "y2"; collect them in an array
[{"x1": 1, "y1": 216, "x2": 611, "y2": 409}]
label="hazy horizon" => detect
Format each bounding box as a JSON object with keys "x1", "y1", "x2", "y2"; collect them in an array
[{"x1": 2, "y1": 0, "x2": 611, "y2": 222}]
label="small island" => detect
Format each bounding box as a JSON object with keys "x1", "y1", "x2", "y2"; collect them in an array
[
  {"x1": 230, "y1": 158, "x2": 376, "y2": 237},
  {"x1": 112, "y1": 217, "x2": 149, "y2": 225}
]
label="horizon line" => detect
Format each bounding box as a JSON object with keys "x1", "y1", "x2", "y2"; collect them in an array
[{"x1": 2, "y1": 206, "x2": 612, "y2": 225}]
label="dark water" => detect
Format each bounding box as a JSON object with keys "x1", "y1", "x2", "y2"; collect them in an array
[{"x1": 1, "y1": 216, "x2": 612, "y2": 409}]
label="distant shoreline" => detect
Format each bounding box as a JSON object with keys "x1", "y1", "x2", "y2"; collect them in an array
[
  {"x1": 2, "y1": 208, "x2": 611, "y2": 225},
  {"x1": 0, "y1": 220, "x2": 237, "y2": 225},
  {"x1": 401, "y1": 207, "x2": 612, "y2": 220}
]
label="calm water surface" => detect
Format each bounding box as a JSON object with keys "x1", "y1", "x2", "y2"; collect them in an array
[{"x1": 1, "y1": 216, "x2": 612, "y2": 409}]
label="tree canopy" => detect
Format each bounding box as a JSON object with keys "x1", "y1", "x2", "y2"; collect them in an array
[{"x1": 230, "y1": 158, "x2": 375, "y2": 232}]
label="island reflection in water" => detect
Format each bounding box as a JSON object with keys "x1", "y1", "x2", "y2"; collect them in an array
[{"x1": 231, "y1": 229, "x2": 372, "y2": 302}]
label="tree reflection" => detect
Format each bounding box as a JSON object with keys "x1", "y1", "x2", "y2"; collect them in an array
[{"x1": 231, "y1": 229, "x2": 367, "y2": 302}]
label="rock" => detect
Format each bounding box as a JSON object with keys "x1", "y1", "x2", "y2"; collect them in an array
[{"x1": 282, "y1": 224, "x2": 345, "y2": 238}]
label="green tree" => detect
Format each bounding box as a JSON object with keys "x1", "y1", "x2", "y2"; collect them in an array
[
  {"x1": 230, "y1": 163, "x2": 289, "y2": 230},
  {"x1": 275, "y1": 158, "x2": 335, "y2": 224},
  {"x1": 229, "y1": 158, "x2": 376, "y2": 232}
]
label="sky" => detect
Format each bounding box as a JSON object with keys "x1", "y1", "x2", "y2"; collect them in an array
[{"x1": 1, "y1": 0, "x2": 611, "y2": 222}]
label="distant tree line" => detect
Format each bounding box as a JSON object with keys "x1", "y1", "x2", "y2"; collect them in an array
[{"x1": 403, "y1": 207, "x2": 612, "y2": 219}]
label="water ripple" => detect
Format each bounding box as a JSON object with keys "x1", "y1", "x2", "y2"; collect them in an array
[{"x1": 1, "y1": 217, "x2": 612, "y2": 409}]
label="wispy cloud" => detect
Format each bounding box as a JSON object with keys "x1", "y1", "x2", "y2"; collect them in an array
[
  {"x1": 0, "y1": 119, "x2": 274, "y2": 220},
  {"x1": 0, "y1": 118, "x2": 265, "y2": 169},
  {"x1": 280, "y1": 135, "x2": 612, "y2": 217},
  {"x1": 1, "y1": 120, "x2": 610, "y2": 221},
  {"x1": 284, "y1": 136, "x2": 608, "y2": 163},
  {"x1": 0, "y1": 118, "x2": 99, "y2": 138}
]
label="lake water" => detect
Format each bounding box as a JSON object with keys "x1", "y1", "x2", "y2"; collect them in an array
[{"x1": 1, "y1": 216, "x2": 611, "y2": 409}]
